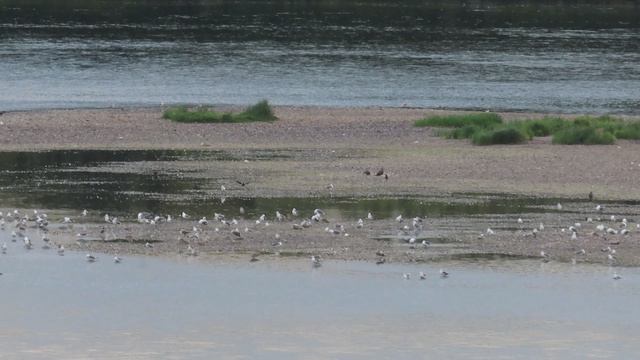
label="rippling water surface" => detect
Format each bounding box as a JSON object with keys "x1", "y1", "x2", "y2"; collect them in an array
[{"x1": 1, "y1": 0, "x2": 639, "y2": 113}]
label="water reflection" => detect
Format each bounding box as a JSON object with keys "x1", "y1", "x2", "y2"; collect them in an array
[{"x1": 0, "y1": 149, "x2": 630, "y2": 219}]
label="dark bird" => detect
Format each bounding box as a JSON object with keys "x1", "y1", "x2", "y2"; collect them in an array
[
  {"x1": 384, "y1": 174, "x2": 389, "y2": 180},
  {"x1": 236, "y1": 180, "x2": 249, "y2": 187},
  {"x1": 375, "y1": 168, "x2": 384, "y2": 176},
  {"x1": 589, "y1": 191, "x2": 594, "y2": 201},
  {"x1": 363, "y1": 170, "x2": 371, "y2": 176}
]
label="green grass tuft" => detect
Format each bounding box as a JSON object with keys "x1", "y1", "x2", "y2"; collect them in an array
[
  {"x1": 552, "y1": 127, "x2": 616, "y2": 145},
  {"x1": 415, "y1": 113, "x2": 502, "y2": 128},
  {"x1": 472, "y1": 127, "x2": 528, "y2": 145},
  {"x1": 163, "y1": 100, "x2": 277, "y2": 123}
]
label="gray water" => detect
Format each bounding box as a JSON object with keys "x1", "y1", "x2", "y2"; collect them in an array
[
  {"x1": 1, "y1": 237, "x2": 639, "y2": 359},
  {"x1": 1, "y1": 0, "x2": 639, "y2": 114}
]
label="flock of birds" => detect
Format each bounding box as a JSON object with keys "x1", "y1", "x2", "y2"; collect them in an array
[{"x1": 0, "y1": 195, "x2": 633, "y2": 281}]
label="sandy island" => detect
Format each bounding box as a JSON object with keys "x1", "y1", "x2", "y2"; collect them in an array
[{"x1": 1, "y1": 106, "x2": 640, "y2": 266}]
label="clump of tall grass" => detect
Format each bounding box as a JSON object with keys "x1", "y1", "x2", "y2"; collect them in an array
[
  {"x1": 472, "y1": 127, "x2": 528, "y2": 145},
  {"x1": 414, "y1": 113, "x2": 502, "y2": 128},
  {"x1": 418, "y1": 112, "x2": 640, "y2": 146},
  {"x1": 552, "y1": 127, "x2": 616, "y2": 145},
  {"x1": 163, "y1": 100, "x2": 277, "y2": 123}
]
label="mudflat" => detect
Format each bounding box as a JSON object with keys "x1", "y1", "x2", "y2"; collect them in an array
[{"x1": 2, "y1": 106, "x2": 639, "y2": 265}]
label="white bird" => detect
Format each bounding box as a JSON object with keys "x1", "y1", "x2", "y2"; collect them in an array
[
  {"x1": 62, "y1": 217, "x2": 72, "y2": 223},
  {"x1": 86, "y1": 254, "x2": 97, "y2": 262},
  {"x1": 356, "y1": 218, "x2": 364, "y2": 229},
  {"x1": 57, "y1": 245, "x2": 65, "y2": 256},
  {"x1": 613, "y1": 273, "x2": 622, "y2": 280},
  {"x1": 291, "y1": 208, "x2": 298, "y2": 217},
  {"x1": 198, "y1": 217, "x2": 208, "y2": 225},
  {"x1": 145, "y1": 242, "x2": 153, "y2": 248},
  {"x1": 1, "y1": 242, "x2": 6, "y2": 254},
  {"x1": 311, "y1": 255, "x2": 322, "y2": 268},
  {"x1": 539, "y1": 223, "x2": 545, "y2": 231},
  {"x1": 557, "y1": 203, "x2": 563, "y2": 210},
  {"x1": 114, "y1": 255, "x2": 122, "y2": 263},
  {"x1": 396, "y1": 215, "x2": 403, "y2": 223},
  {"x1": 23, "y1": 236, "x2": 32, "y2": 250},
  {"x1": 486, "y1": 228, "x2": 495, "y2": 235},
  {"x1": 517, "y1": 218, "x2": 523, "y2": 224},
  {"x1": 402, "y1": 273, "x2": 411, "y2": 280},
  {"x1": 221, "y1": 185, "x2": 226, "y2": 192},
  {"x1": 104, "y1": 214, "x2": 110, "y2": 223},
  {"x1": 419, "y1": 271, "x2": 427, "y2": 280},
  {"x1": 81, "y1": 209, "x2": 88, "y2": 217},
  {"x1": 367, "y1": 212, "x2": 374, "y2": 220},
  {"x1": 181, "y1": 212, "x2": 189, "y2": 219},
  {"x1": 439, "y1": 269, "x2": 449, "y2": 278},
  {"x1": 571, "y1": 232, "x2": 577, "y2": 240},
  {"x1": 276, "y1": 211, "x2": 284, "y2": 222}
]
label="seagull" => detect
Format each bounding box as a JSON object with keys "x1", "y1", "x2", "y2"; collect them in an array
[
  {"x1": 23, "y1": 236, "x2": 32, "y2": 250},
  {"x1": 311, "y1": 255, "x2": 322, "y2": 268},
  {"x1": 57, "y1": 245, "x2": 65, "y2": 256},
  {"x1": 367, "y1": 212, "x2": 374, "y2": 220},
  {"x1": 145, "y1": 242, "x2": 153, "y2": 248},
  {"x1": 517, "y1": 218, "x2": 523, "y2": 224},
  {"x1": 396, "y1": 215, "x2": 403, "y2": 223},
  {"x1": 486, "y1": 228, "x2": 495, "y2": 235},
  {"x1": 419, "y1": 271, "x2": 427, "y2": 280},
  {"x1": 613, "y1": 273, "x2": 622, "y2": 280},
  {"x1": 113, "y1": 255, "x2": 122, "y2": 263},
  {"x1": 81, "y1": 209, "x2": 88, "y2": 217},
  {"x1": 356, "y1": 218, "x2": 364, "y2": 229},
  {"x1": 181, "y1": 212, "x2": 190, "y2": 219},
  {"x1": 198, "y1": 217, "x2": 208, "y2": 225},
  {"x1": 1, "y1": 242, "x2": 6, "y2": 254},
  {"x1": 557, "y1": 203, "x2": 563, "y2": 211},
  {"x1": 221, "y1": 185, "x2": 226, "y2": 192},
  {"x1": 402, "y1": 273, "x2": 411, "y2": 280},
  {"x1": 291, "y1": 208, "x2": 298, "y2": 217},
  {"x1": 86, "y1": 254, "x2": 97, "y2": 263},
  {"x1": 440, "y1": 269, "x2": 449, "y2": 278}
]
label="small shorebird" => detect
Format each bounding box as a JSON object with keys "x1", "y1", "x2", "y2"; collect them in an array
[
  {"x1": 613, "y1": 273, "x2": 622, "y2": 280},
  {"x1": 419, "y1": 272, "x2": 427, "y2": 280},
  {"x1": 440, "y1": 269, "x2": 449, "y2": 278},
  {"x1": 57, "y1": 245, "x2": 65, "y2": 256},
  {"x1": 311, "y1": 255, "x2": 322, "y2": 268},
  {"x1": 86, "y1": 254, "x2": 97, "y2": 263},
  {"x1": 113, "y1": 255, "x2": 122, "y2": 263},
  {"x1": 402, "y1": 273, "x2": 410, "y2": 280}
]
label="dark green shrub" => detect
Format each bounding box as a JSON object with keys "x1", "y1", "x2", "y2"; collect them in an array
[
  {"x1": 552, "y1": 127, "x2": 616, "y2": 145},
  {"x1": 472, "y1": 127, "x2": 527, "y2": 145}
]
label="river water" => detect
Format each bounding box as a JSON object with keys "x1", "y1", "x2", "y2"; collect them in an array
[
  {"x1": 1, "y1": 242, "x2": 639, "y2": 359},
  {"x1": 1, "y1": 0, "x2": 639, "y2": 113}
]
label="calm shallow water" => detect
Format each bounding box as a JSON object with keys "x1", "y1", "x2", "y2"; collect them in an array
[
  {"x1": 1, "y1": 1, "x2": 639, "y2": 113},
  {"x1": 1, "y1": 237, "x2": 639, "y2": 358},
  {"x1": 0, "y1": 149, "x2": 625, "y2": 219}
]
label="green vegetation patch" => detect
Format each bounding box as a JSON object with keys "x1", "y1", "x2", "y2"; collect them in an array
[
  {"x1": 163, "y1": 100, "x2": 277, "y2": 123},
  {"x1": 552, "y1": 127, "x2": 616, "y2": 145},
  {"x1": 414, "y1": 113, "x2": 502, "y2": 128},
  {"x1": 418, "y1": 112, "x2": 640, "y2": 146},
  {"x1": 472, "y1": 127, "x2": 528, "y2": 145}
]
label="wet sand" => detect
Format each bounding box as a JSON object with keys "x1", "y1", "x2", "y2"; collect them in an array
[{"x1": 2, "y1": 106, "x2": 640, "y2": 265}]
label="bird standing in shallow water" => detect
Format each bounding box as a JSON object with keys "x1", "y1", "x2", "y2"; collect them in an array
[
  {"x1": 311, "y1": 255, "x2": 322, "y2": 268},
  {"x1": 440, "y1": 269, "x2": 449, "y2": 278}
]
